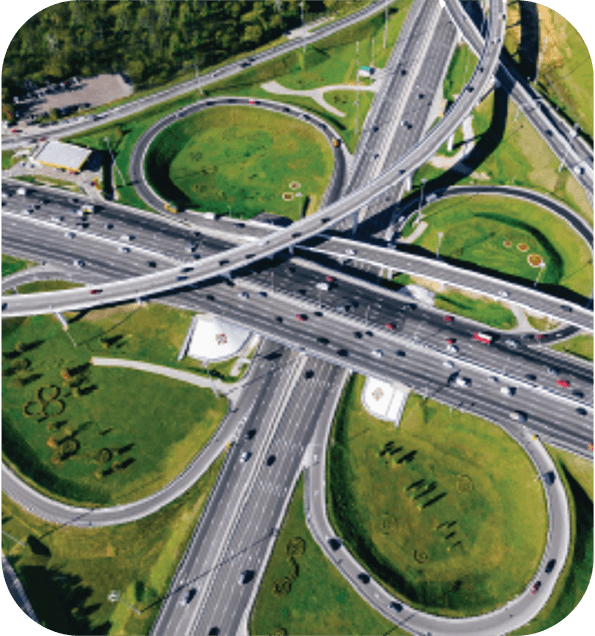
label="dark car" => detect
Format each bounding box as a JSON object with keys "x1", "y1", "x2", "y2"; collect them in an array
[
  {"x1": 328, "y1": 538, "x2": 342, "y2": 551},
  {"x1": 147, "y1": 261, "x2": 157, "y2": 268},
  {"x1": 276, "y1": 316, "x2": 283, "y2": 323},
  {"x1": 233, "y1": 222, "x2": 245, "y2": 228},
  {"x1": 389, "y1": 601, "x2": 403, "y2": 613},
  {"x1": 354, "y1": 331, "x2": 363, "y2": 339},
  {"x1": 525, "y1": 374, "x2": 537, "y2": 381},
  {"x1": 208, "y1": 628, "x2": 220, "y2": 636},
  {"x1": 238, "y1": 570, "x2": 254, "y2": 585},
  {"x1": 176, "y1": 275, "x2": 187, "y2": 281},
  {"x1": 543, "y1": 472, "x2": 556, "y2": 486},
  {"x1": 245, "y1": 429, "x2": 256, "y2": 440},
  {"x1": 317, "y1": 337, "x2": 330, "y2": 345},
  {"x1": 357, "y1": 573, "x2": 370, "y2": 584},
  {"x1": 573, "y1": 390, "x2": 584, "y2": 398},
  {"x1": 206, "y1": 295, "x2": 215, "y2": 301},
  {"x1": 89, "y1": 289, "x2": 102, "y2": 295},
  {"x1": 179, "y1": 588, "x2": 196, "y2": 606},
  {"x1": 337, "y1": 349, "x2": 349, "y2": 357},
  {"x1": 545, "y1": 559, "x2": 557, "y2": 574},
  {"x1": 403, "y1": 303, "x2": 416, "y2": 310},
  {"x1": 530, "y1": 581, "x2": 541, "y2": 594},
  {"x1": 576, "y1": 407, "x2": 587, "y2": 416},
  {"x1": 219, "y1": 259, "x2": 229, "y2": 266},
  {"x1": 266, "y1": 455, "x2": 276, "y2": 466},
  {"x1": 395, "y1": 350, "x2": 406, "y2": 357},
  {"x1": 305, "y1": 370, "x2": 314, "y2": 379},
  {"x1": 560, "y1": 305, "x2": 572, "y2": 312}
]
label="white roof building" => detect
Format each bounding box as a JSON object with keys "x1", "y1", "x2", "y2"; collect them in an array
[
  {"x1": 187, "y1": 314, "x2": 252, "y2": 362},
  {"x1": 34, "y1": 140, "x2": 92, "y2": 172}
]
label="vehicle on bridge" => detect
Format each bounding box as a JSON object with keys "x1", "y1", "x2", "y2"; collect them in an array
[{"x1": 473, "y1": 332, "x2": 493, "y2": 344}]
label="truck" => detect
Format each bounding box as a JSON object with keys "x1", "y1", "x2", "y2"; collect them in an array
[
  {"x1": 164, "y1": 202, "x2": 178, "y2": 214},
  {"x1": 81, "y1": 204, "x2": 95, "y2": 214},
  {"x1": 332, "y1": 138, "x2": 341, "y2": 148},
  {"x1": 16, "y1": 186, "x2": 27, "y2": 196},
  {"x1": 315, "y1": 282, "x2": 330, "y2": 291},
  {"x1": 473, "y1": 332, "x2": 492, "y2": 344}
]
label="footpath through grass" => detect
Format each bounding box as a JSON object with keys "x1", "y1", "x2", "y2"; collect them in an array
[
  {"x1": 551, "y1": 334, "x2": 594, "y2": 362},
  {"x1": 250, "y1": 475, "x2": 405, "y2": 636},
  {"x1": 145, "y1": 106, "x2": 334, "y2": 220},
  {"x1": 2, "y1": 254, "x2": 36, "y2": 278},
  {"x1": 327, "y1": 375, "x2": 548, "y2": 617},
  {"x1": 2, "y1": 452, "x2": 226, "y2": 636},
  {"x1": 2, "y1": 307, "x2": 229, "y2": 507},
  {"x1": 409, "y1": 195, "x2": 593, "y2": 299},
  {"x1": 508, "y1": 445, "x2": 593, "y2": 635}
]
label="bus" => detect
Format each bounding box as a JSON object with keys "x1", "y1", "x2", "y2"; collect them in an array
[{"x1": 473, "y1": 332, "x2": 492, "y2": 344}]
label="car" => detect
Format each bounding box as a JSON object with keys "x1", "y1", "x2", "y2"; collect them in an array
[
  {"x1": 525, "y1": 374, "x2": 537, "y2": 381},
  {"x1": 233, "y1": 222, "x2": 245, "y2": 229},
  {"x1": 455, "y1": 376, "x2": 471, "y2": 388},
  {"x1": 446, "y1": 344, "x2": 459, "y2": 354},
  {"x1": 51, "y1": 216, "x2": 64, "y2": 223},
  {"x1": 521, "y1": 333, "x2": 532, "y2": 340},
  {"x1": 530, "y1": 581, "x2": 541, "y2": 594},
  {"x1": 219, "y1": 259, "x2": 229, "y2": 266},
  {"x1": 292, "y1": 232, "x2": 301, "y2": 239},
  {"x1": 544, "y1": 471, "x2": 555, "y2": 485},
  {"x1": 258, "y1": 291, "x2": 267, "y2": 297},
  {"x1": 238, "y1": 570, "x2": 254, "y2": 585},
  {"x1": 120, "y1": 234, "x2": 133, "y2": 241},
  {"x1": 509, "y1": 411, "x2": 528, "y2": 423},
  {"x1": 357, "y1": 573, "x2": 370, "y2": 584},
  {"x1": 237, "y1": 291, "x2": 249, "y2": 299},
  {"x1": 316, "y1": 282, "x2": 330, "y2": 291},
  {"x1": 23, "y1": 207, "x2": 33, "y2": 215},
  {"x1": 385, "y1": 323, "x2": 395, "y2": 331},
  {"x1": 118, "y1": 246, "x2": 130, "y2": 253},
  {"x1": 445, "y1": 338, "x2": 454, "y2": 344},
  {"x1": 443, "y1": 315, "x2": 453, "y2": 322},
  {"x1": 248, "y1": 99, "x2": 256, "y2": 105},
  {"x1": 240, "y1": 451, "x2": 251, "y2": 462},
  {"x1": 179, "y1": 588, "x2": 196, "y2": 606},
  {"x1": 365, "y1": 330, "x2": 374, "y2": 337},
  {"x1": 317, "y1": 337, "x2": 330, "y2": 345},
  {"x1": 572, "y1": 390, "x2": 584, "y2": 398},
  {"x1": 389, "y1": 601, "x2": 403, "y2": 613},
  {"x1": 64, "y1": 231, "x2": 76, "y2": 239},
  {"x1": 535, "y1": 334, "x2": 546, "y2": 340},
  {"x1": 443, "y1": 360, "x2": 454, "y2": 369},
  {"x1": 336, "y1": 305, "x2": 348, "y2": 312},
  {"x1": 557, "y1": 379, "x2": 570, "y2": 388},
  {"x1": 176, "y1": 275, "x2": 187, "y2": 281},
  {"x1": 266, "y1": 455, "x2": 276, "y2": 466},
  {"x1": 328, "y1": 538, "x2": 342, "y2": 551},
  {"x1": 296, "y1": 314, "x2": 307, "y2": 322},
  {"x1": 305, "y1": 370, "x2": 314, "y2": 379},
  {"x1": 208, "y1": 628, "x2": 220, "y2": 636},
  {"x1": 546, "y1": 367, "x2": 558, "y2": 376},
  {"x1": 395, "y1": 350, "x2": 406, "y2": 357},
  {"x1": 206, "y1": 294, "x2": 215, "y2": 301},
  {"x1": 560, "y1": 305, "x2": 572, "y2": 313},
  {"x1": 545, "y1": 559, "x2": 557, "y2": 574},
  {"x1": 504, "y1": 339, "x2": 518, "y2": 348},
  {"x1": 147, "y1": 261, "x2": 157, "y2": 268},
  {"x1": 325, "y1": 276, "x2": 335, "y2": 283},
  {"x1": 500, "y1": 386, "x2": 515, "y2": 396},
  {"x1": 89, "y1": 289, "x2": 102, "y2": 295},
  {"x1": 346, "y1": 248, "x2": 357, "y2": 256},
  {"x1": 487, "y1": 376, "x2": 499, "y2": 383},
  {"x1": 245, "y1": 429, "x2": 256, "y2": 440},
  {"x1": 275, "y1": 316, "x2": 283, "y2": 323},
  {"x1": 403, "y1": 303, "x2": 416, "y2": 310},
  {"x1": 499, "y1": 290, "x2": 510, "y2": 298},
  {"x1": 354, "y1": 331, "x2": 363, "y2": 339},
  {"x1": 103, "y1": 222, "x2": 113, "y2": 229},
  {"x1": 337, "y1": 349, "x2": 349, "y2": 357},
  {"x1": 372, "y1": 349, "x2": 383, "y2": 358},
  {"x1": 72, "y1": 260, "x2": 85, "y2": 268}
]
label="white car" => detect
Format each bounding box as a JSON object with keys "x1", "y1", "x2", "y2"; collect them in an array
[
  {"x1": 372, "y1": 349, "x2": 383, "y2": 358},
  {"x1": 73, "y1": 260, "x2": 85, "y2": 268},
  {"x1": 64, "y1": 231, "x2": 75, "y2": 239},
  {"x1": 500, "y1": 386, "x2": 514, "y2": 396},
  {"x1": 487, "y1": 376, "x2": 499, "y2": 383},
  {"x1": 240, "y1": 451, "x2": 251, "y2": 462},
  {"x1": 315, "y1": 282, "x2": 330, "y2": 291},
  {"x1": 455, "y1": 376, "x2": 471, "y2": 388},
  {"x1": 499, "y1": 290, "x2": 510, "y2": 298},
  {"x1": 345, "y1": 248, "x2": 357, "y2": 256},
  {"x1": 509, "y1": 411, "x2": 527, "y2": 423},
  {"x1": 442, "y1": 360, "x2": 454, "y2": 369},
  {"x1": 237, "y1": 292, "x2": 249, "y2": 299},
  {"x1": 446, "y1": 344, "x2": 459, "y2": 354},
  {"x1": 118, "y1": 246, "x2": 130, "y2": 253}
]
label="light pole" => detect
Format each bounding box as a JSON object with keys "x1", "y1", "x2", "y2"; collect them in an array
[
  {"x1": 436, "y1": 231, "x2": 444, "y2": 259},
  {"x1": 108, "y1": 590, "x2": 141, "y2": 616},
  {"x1": 354, "y1": 41, "x2": 360, "y2": 135},
  {"x1": 534, "y1": 262, "x2": 546, "y2": 288}
]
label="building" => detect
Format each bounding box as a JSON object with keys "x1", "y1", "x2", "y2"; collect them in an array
[{"x1": 34, "y1": 140, "x2": 92, "y2": 173}]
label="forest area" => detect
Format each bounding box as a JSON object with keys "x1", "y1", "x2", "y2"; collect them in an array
[{"x1": 2, "y1": 0, "x2": 371, "y2": 115}]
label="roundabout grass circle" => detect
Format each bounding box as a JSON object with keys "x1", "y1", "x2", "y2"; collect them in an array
[
  {"x1": 144, "y1": 106, "x2": 334, "y2": 220},
  {"x1": 328, "y1": 376, "x2": 548, "y2": 617}
]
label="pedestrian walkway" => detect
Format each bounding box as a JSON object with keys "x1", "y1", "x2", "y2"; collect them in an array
[{"x1": 261, "y1": 80, "x2": 380, "y2": 118}]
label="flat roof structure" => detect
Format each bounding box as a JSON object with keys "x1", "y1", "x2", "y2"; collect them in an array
[
  {"x1": 187, "y1": 314, "x2": 251, "y2": 362},
  {"x1": 34, "y1": 140, "x2": 92, "y2": 172}
]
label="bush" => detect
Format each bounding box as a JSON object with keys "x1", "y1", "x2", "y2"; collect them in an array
[{"x1": 271, "y1": 577, "x2": 292, "y2": 598}]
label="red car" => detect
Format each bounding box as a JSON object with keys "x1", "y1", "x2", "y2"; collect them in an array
[
  {"x1": 535, "y1": 334, "x2": 545, "y2": 340},
  {"x1": 11, "y1": 128, "x2": 19, "y2": 133},
  {"x1": 296, "y1": 314, "x2": 306, "y2": 322},
  {"x1": 443, "y1": 316, "x2": 453, "y2": 322},
  {"x1": 38, "y1": 136, "x2": 46, "y2": 141},
  {"x1": 325, "y1": 275, "x2": 335, "y2": 283},
  {"x1": 557, "y1": 379, "x2": 570, "y2": 388},
  {"x1": 445, "y1": 338, "x2": 454, "y2": 344},
  {"x1": 248, "y1": 99, "x2": 256, "y2": 105},
  {"x1": 530, "y1": 581, "x2": 541, "y2": 594},
  {"x1": 89, "y1": 289, "x2": 102, "y2": 295},
  {"x1": 385, "y1": 323, "x2": 395, "y2": 331}
]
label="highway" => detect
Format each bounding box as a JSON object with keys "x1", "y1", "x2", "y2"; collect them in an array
[{"x1": 0, "y1": 0, "x2": 508, "y2": 318}]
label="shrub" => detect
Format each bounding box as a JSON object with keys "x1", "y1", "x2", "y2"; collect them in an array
[{"x1": 271, "y1": 577, "x2": 292, "y2": 598}]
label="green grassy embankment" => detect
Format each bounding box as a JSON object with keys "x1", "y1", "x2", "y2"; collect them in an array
[
  {"x1": 327, "y1": 375, "x2": 548, "y2": 617},
  {"x1": 551, "y1": 334, "x2": 594, "y2": 362},
  {"x1": 2, "y1": 254, "x2": 36, "y2": 278}
]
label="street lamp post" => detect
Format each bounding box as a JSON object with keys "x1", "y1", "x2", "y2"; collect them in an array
[
  {"x1": 108, "y1": 590, "x2": 141, "y2": 616},
  {"x1": 436, "y1": 231, "x2": 444, "y2": 259}
]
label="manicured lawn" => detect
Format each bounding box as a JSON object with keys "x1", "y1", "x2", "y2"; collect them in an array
[
  {"x1": 443, "y1": 43, "x2": 476, "y2": 103},
  {"x1": 2, "y1": 149, "x2": 19, "y2": 170},
  {"x1": 508, "y1": 445, "x2": 593, "y2": 635},
  {"x1": 144, "y1": 106, "x2": 334, "y2": 219},
  {"x1": 11, "y1": 174, "x2": 86, "y2": 195},
  {"x1": 434, "y1": 289, "x2": 518, "y2": 330},
  {"x1": 525, "y1": 313, "x2": 560, "y2": 332},
  {"x1": 2, "y1": 311, "x2": 228, "y2": 507},
  {"x1": 17, "y1": 280, "x2": 83, "y2": 294},
  {"x1": 2, "y1": 452, "x2": 226, "y2": 636},
  {"x1": 411, "y1": 195, "x2": 593, "y2": 298},
  {"x1": 250, "y1": 475, "x2": 406, "y2": 636},
  {"x1": 327, "y1": 375, "x2": 547, "y2": 617},
  {"x1": 2, "y1": 254, "x2": 36, "y2": 277},
  {"x1": 551, "y1": 334, "x2": 594, "y2": 362}
]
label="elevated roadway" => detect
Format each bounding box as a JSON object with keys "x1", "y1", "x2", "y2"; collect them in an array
[{"x1": 1, "y1": 0, "x2": 508, "y2": 319}]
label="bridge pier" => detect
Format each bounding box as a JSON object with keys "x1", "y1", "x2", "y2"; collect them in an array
[
  {"x1": 350, "y1": 210, "x2": 359, "y2": 236},
  {"x1": 288, "y1": 245, "x2": 295, "y2": 256}
]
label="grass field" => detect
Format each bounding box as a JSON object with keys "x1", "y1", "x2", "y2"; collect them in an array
[
  {"x1": 327, "y1": 375, "x2": 547, "y2": 617},
  {"x1": 2, "y1": 452, "x2": 225, "y2": 635},
  {"x1": 508, "y1": 445, "x2": 593, "y2": 635},
  {"x1": 2, "y1": 149, "x2": 19, "y2": 170},
  {"x1": 443, "y1": 43, "x2": 476, "y2": 103},
  {"x1": 525, "y1": 313, "x2": 560, "y2": 332},
  {"x1": 11, "y1": 173, "x2": 86, "y2": 195},
  {"x1": 249, "y1": 475, "x2": 406, "y2": 636},
  {"x1": 504, "y1": 0, "x2": 593, "y2": 142},
  {"x1": 551, "y1": 334, "x2": 594, "y2": 362},
  {"x1": 145, "y1": 106, "x2": 334, "y2": 220},
  {"x1": 412, "y1": 89, "x2": 593, "y2": 225},
  {"x1": 2, "y1": 309, "x2": 228, "y2": 507},
  {"x1": 2, "y1": 254, "x2": 36, "y2": 278},
  {"x1": 16, "y1": 280, "x2": 83, "y2": 294},
  {"x1": 409, "y1": 195, "x2": 592, "y2": 299},
  {"x1": 434, "y1": 289, "x2": 518, "y2": 330}
]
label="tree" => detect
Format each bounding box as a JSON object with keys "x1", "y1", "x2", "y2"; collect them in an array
[{"x1": 243, "y1": 24, "x2": 263, "y2": 45}]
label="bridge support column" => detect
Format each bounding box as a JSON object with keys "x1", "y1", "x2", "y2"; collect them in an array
[
  {"x1": 289, "y1": 245, "x2": 295, "y2": 256},
  {"x1": 446, "y1": 132, "x2": 455, "y2": 153},
  {"x1": 350, "y1": 210, "x2": 359, "y2": 236}
]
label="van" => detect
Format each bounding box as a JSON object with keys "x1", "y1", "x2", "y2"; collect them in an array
[
  {"x1": 316, "y1": 282, "x2": 330, "y2": 291},
  {"x1": 120, "y1": 234, "x2": 132, "y2": 241},
  {"x1": 16, "y1": 187, "x2": 27, "y2": 196},
  {"x1": 204, "y1": 212, "x2": 216, "y2": 220},
  {"x1": 455, "y1": 377, "x2": 471, "y2": 388}
]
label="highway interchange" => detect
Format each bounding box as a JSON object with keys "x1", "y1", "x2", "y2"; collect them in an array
[{"x1": 2, "y1": 0, "x2": 593, "y2": 635}]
